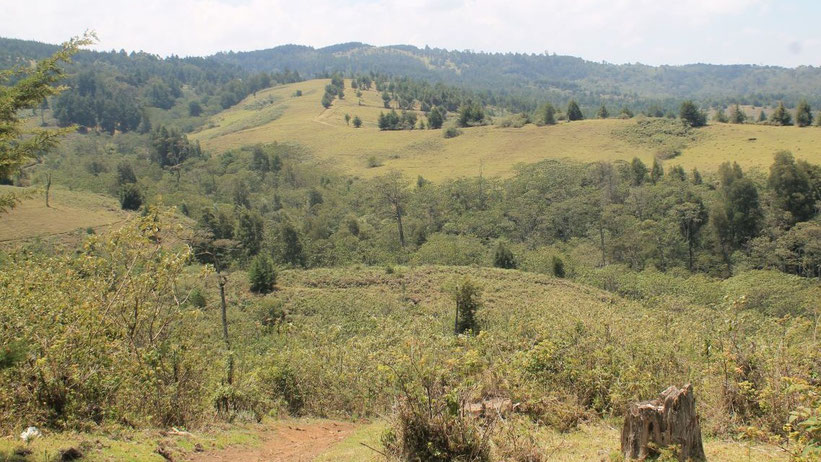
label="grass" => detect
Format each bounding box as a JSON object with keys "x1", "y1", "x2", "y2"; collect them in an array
[
  {"x1": 0, "y1": 185, "x2": 127, "y2": 243},
  {"x1": 192, "y1": 79, "x2": 821, "y2": 181}
]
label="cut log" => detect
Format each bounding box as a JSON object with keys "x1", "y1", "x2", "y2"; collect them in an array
[{"x1": 621, "y1": 384, "x2": 706, "y2": 461}]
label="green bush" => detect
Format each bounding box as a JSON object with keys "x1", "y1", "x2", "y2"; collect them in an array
[
  {"x1": 493, "y1": 242, "x2": 517, "y2": 269},
  {"x1": 118, "y1": 183, "x2": 143, "y2": 210},
  {"x1": 443, "y1": 127, "x2": 462, "y2": 139}
]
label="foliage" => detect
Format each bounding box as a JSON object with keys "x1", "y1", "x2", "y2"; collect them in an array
[
  {"x1": 248, "y1": 254, "x2": 276, "y2": 294},
  {"x1": 118, "y1": 183, "x2": 143, "y2": 210},
  {"x1": 566, "y1": 100, "x2": 583, "y2": 121},
  {"x1": 795, "y1": 99, "x2": 813, "y2": 127},
  {"x1": 770, "y1": 102, "x2": 793, "y2": 126},
  {"x1": 679, "y1": 100, "x2": 707, "y2": 127},
  {"x1": 454, "y1": 278, "x2": 481, "y2": 334},
  {"x1": 493, "y1": 242, "x2": 517, "y2": 269}
]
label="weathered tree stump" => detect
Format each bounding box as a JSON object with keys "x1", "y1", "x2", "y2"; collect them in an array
[{"x1": 621, "y1": 384, "x2": 706, "y2": 461}]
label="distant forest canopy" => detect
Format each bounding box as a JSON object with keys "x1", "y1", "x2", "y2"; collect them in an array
[{"x1": 3, "y1": 36, "x2": 821, "y2": 119}]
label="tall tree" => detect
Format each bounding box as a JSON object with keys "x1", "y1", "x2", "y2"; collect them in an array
[
  {"x1": 374, "y1": 171, "x2": 409, "y2": 247},
  {"x1": 770, "y1": 102, "x2": 793, "y2": 126},
  {"x1": 729, "y1": 104, "x2": 747, "y2": 124},
  {"x1": 542, "y1": 103, "x2": 556, "y2": 125},
  {"x1": 0, "y1": 33, "x2": 94, "y2": 213},
  {"x1": 795, "y1": 99, "x2": 813, "y2": 127},
  {"x1": 768, "y1": 151, "x2": 815, "y2": 223},
  {"x1": 597, "y1": 104, "x2": 609, "y2": 119}
]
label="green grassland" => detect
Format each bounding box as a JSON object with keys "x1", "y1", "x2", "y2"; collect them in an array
[
  {"x1": 0, "y1": 185, "x2": 127, "y2": 243},
  {"x1": 193, "y1": 79, "x2": 821, "y2": 181}
]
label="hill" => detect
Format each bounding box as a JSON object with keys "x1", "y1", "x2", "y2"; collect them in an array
[
  {"x1": 0, "y1": 185, "x2": 127, "y2": 244},
  {"x1": 210, "y1": 42, "x2": 821, "y2": 108},
  {"x1": 192, "y1": 78, "x2": 821, "y2": 181}
]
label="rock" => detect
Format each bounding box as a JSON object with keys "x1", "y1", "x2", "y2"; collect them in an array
[{"x1": 621, "y1": 384, "x2": 706, "y2": 461}]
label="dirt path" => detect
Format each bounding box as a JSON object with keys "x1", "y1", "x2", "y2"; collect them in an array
[{"x1": 188, "y1": 420, "x2": 357, "y2": 462}]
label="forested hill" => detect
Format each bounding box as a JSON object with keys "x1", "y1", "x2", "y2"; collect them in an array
[
  {"x1": 209, "y1": 42, "x2": 821, "y2": 108},
  {"x1": 3, "y1": 36, "x2": 821, "y2": 111}
]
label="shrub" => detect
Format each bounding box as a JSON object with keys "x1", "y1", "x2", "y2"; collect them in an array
[
  {"x1": 248, "y1": 255, "x2": 276, "y2": 294},
  {"x1": 443, "y1": 127, "x2": 462, "y2": 139},
  {"x1": 552, "y1": 256, "x2": 566, "y2": 278},
  {"x1": 493, "y1": 242, "x2": 517, "y2": 269},
  {"x1": 366, "y1": 156, "x2": 382, "y2": 168},
  {"x1": 189, "y1": 287, "x2": 207, "y2": 308}
]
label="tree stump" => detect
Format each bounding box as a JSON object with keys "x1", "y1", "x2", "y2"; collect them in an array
[{"x1": 621, "y1": 384, "x2": 706, "y2": 461}]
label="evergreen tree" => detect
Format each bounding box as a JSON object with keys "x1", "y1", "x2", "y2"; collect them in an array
[
  {"x1": 630, "y1": 158, "x2": 648, "y2": 186},
  {"x1": 235, "y1": 209, "x2": 264, "y2": 257},
  {"x1": 454, "y1": 279, "x2": 481, "y2": 334},
  {"x1": 188, "y1": 101, "x2": 203, "y2": 117},
  {"x1": 279, "y1": 222, "x2": 305, "y2": 267},
  {"x1": 427, "y1": 107, "x2": 444, "y2": 129},
  {"x1": 650, "y1": 158, "x2": 664, "y2": 184},
  {"x1": 542, "y1": 103, "x2": 556, "y2": 125},
  {"x1": 691, "y1": 168, "x2": 703, "y2": 185},
  {"x1": 795, "y1": 99, "x2": 813, "y2": 127},
  {"x1": 116, "y1": 162, "x2": 137, "y2": 185},
  {"x1": 679, "y1": 100, "x2": 706, "y2": 127},
  {"x1": 352, "y1": 115, "x2": 362, "y2": 128},
  {"x1": 671, "y1": 196, "x2": 708, "y2": 271},
  {"x1": 493, "y1": 242, "x2": 517, "y2": 269},
  {"x1": 248, "y1": 254, "x2": 276, "y2": 294},
  {"x1": 713, "y1": 107, "x2": 728, "y2": 123},
  {"x1": 770, "y1": 102, "x2": 792, "y2": 126},
  {"x1": 321, "y1": 92, "x2": 333, "y2": 109},
  {"x1": 119, "y1": 183, "x2": 143, "y2": 210},
  {"x1": 566, "y1": 100, "x2": 583, "y2": 121},
  {"x1": 597, "y1": 104, "x2": 609, "y2": 119},
  {"x1": 729, "y1": 104, "x2": 746, "y2": 124},
  {"x1": 758, "y1": 110, "x2": 767, "y2": 122}
]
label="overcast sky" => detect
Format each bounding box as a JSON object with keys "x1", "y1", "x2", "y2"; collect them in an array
[{"x1": 3, "y1": 0, "x2": 820, "y2": 67}]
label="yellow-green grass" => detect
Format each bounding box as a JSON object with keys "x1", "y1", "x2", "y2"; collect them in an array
[
  {"x1": 0, "y1": 185, "x2": 126, "y2": 243},
  {"x1": 0, "y1": 424, "x2": 259, "y2": 462},
  {"x1": 192, "y1": 79, "x2": 821, "y2": 181}
]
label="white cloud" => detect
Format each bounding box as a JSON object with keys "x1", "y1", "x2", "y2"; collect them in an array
[{"x1": 2, "y1": 0, "x2": 818, "y2": 67}]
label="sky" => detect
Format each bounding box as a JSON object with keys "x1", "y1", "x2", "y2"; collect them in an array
[{"x1": 2, "y1": 0, "x2": 820, "y2": 67}]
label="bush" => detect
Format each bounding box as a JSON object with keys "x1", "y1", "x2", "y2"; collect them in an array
[
  {"x1": 493, "y1": 242, "x2": 517, "y2": 269},
  {"x1": 119, "y1": 183, "x2": 143, "y2": 210},
  {"x1": 454, "y1": 278, "x2": 481, "y2": 334},
  {"x1": 189, "y1": 287, "x2": 206, "y2": 308},
  {"x1": 552, "y1": 256, "x2": 566, "y2": 278},
  {"x1": 366, "y1": 156, "x2": 382, "y2": 168},
  {"x1": 248, "y1": 255, "x2": 276, "y2": 294},
  {"x1": 443, "y1": 127, "x2": 462, "y2": 139}
]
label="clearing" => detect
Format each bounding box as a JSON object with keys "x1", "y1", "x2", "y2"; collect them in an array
[{"x1": 192, "y1": 79, "x2": 821, "y2": 182}]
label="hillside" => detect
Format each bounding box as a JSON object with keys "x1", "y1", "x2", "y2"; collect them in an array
[
  {"x1": 0, "y1": 185, "x2": 127, "y2": 243},
  {"x1": 211, "y1": 42, "x2": 821, "y2": 107},
  {"x1": 192, "y1": 78, "x2": 821, "y2": 181}
]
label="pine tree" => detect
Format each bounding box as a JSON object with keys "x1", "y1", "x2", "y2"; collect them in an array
[
  {"x1": 795, "y1": 99, "x2": 813, "y2": 127},
  {"x1": 713, "y1": 107, "x2": 728, "y2": 123},
  {"x1": 770, "y1": 102, "x2": 792, "y2": 126},
  {"x1": 248, "y1": 255, "x2": 276, "y2": 294},
  {"x1": 597, "y1": 104, "x2": 609, "y2": 119},
  {"x1": 729, "y1": 104, "x2": 746, "y2": 124},
  {"x1": 542, "y1": 103, "x2": 556, "y2": 125},
  {"x1": 679, "y1": 100, "x2": 706, "y2": 127},
  {"x1": 651, "y1": 158, "x2": 664, "y2": 184},
  {"x1": 493, "y1": 242, "x2": 517, "y2": 269},
  {"x1": 454, "y1": 279, "x2": 481, "y2": 334},
  {"x1": 566, "y1": 100, "x2": 583, "y2": 121},
  {"x1": 758, "y1": 110, "x2": 767, "y2": 122},
  {"x1": 352, "y1": 115, "x2": 362, "y2": 128}
]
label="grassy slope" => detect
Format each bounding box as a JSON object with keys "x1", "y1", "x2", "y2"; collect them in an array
[
  {"x1": 0, "y1": 185, "x2": 127, "y2": 243},
  {"x1": 193, "y1": 79, "x2": 821, "y2": 181}
]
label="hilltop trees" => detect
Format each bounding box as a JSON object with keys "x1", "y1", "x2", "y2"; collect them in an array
[
  {"x1": 379, "y1": 110, "x2": 417, "y2": 130},
  {"x1": 795, "y1": 99, "x2": 813, "y2": 127},
  {"x1": 679, "y1": 100, "x2": 706, "y2": 127},
  {"x1": 566, "y1": 100, "x2": 583, "y2": 121}
]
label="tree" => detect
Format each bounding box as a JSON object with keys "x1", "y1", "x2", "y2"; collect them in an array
[
  {"x1": 321, "y1": 92, "x2": 333, "y2": 109},
  {"x1": 278, "y1": 222, "x2": 305, "y2": 267},
  {"x1": 235, "y1": 208, "x2": 264, "y2": 257},
  {"x1": 188, "y1": 100, "x2": 203, "y2": 117},
  {"x1": 671, "y1": 197, "x2": 708, "y2": 271},
  {"x1": 542, "y1": 103, "x2": 556, "y2": 125},
  {"x1": 344, "y1": 113, "x2": 351, "y2": 125},
  {"x1": 251, "y1": 146, "x2": 270, "y2": 173},
  {"x1": 758, "y1": 110, "x2": 767, "y2": 122},
  {"x1": 248, "y1": 254, "x2": 276, "y2": 294},
  {"x1": 352, "y1": 115, "x2": 362, "y2": 128},
  {"x1": 729, "y1": 104, "x2": 746, "y2": 124},
  {"x1": 454, "y1": 279, "x2": 480, "y2": 334},
  {"x1": 597, "y1": 104, "x2": 609, "y2": 119},
  {"x1": 768, "y1": 151, "x2": 815, "y2": 223},
  {"x1": 493, "y1": 242, "x2": 517, "y2": 269},
  {"x1": 427, "y1": 107, "x2": 444, "y2": 129},
  {"x1": 679, "y1": 100, "x2": 706, "y2": 127},
  {"x1": 119, "y1": 183, "x2": 143, "y2": 210},
  {"x1": 0, "y1": 33, "x2": 93, "y2": 214},
  {"x1": 713, "y1": 107, "x2": 728, "y2": 123},
  {"x1": 691, "y1": 168, "x2": 703, "y2": 185},
  {"x1": 374, "y1": 171, "x2": 409, "y2": 247},
  {"x1": 770, "y1": 102, "x2": 792, "y2": 126},
  {"x1": 116, "y1": 161, "x2": 137, "y2": 185},
  {"x1": 796, "y1": 99, "x2": 813, "y2": 127},
  {"x1": 566, "y1": 100, "x2": 583, "y2": 121},
  {"x1": 650, "y1": 158, "x2": 664, "y2": 184},
  {"x1": 630, "y1": 158, "x2": 648, "y2": 186},
  {"x1": 457, "y1": 103, "x2": 484, "y2": 127}
]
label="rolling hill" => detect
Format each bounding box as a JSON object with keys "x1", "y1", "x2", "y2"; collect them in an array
[{"x1": 192, "y1": 78, "x2": 821, "y2": 181}]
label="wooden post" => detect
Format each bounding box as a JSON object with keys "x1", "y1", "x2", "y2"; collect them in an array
[
  {"x1": 45, "y1": 173, "x2": 51, "y2": 208},
  {"x1": 621, "y1": 384, "x2": 705, "y2": 461}
]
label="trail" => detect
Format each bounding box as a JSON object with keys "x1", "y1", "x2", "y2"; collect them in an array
[{"x1": 188, "y1": 420, "x2": 357, "y2": 462}]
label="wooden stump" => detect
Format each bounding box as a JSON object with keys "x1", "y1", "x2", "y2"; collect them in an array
[{"x1": 621, "y1": 384, "x2": 706, "y2": 461}]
